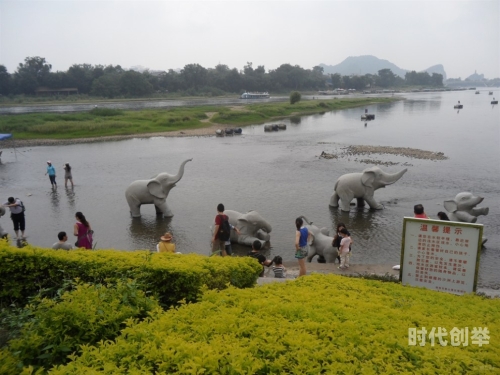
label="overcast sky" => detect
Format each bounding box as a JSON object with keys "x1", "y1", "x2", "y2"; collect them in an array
[{"x1": 1, "y1": 0, "x2": 499, "y2": 79}]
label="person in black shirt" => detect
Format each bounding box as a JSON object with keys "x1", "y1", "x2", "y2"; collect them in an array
[{"x1": 248, "y1": 240, "x2": 273, "y2": 277}]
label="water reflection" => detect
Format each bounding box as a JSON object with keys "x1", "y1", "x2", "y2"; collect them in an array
[
  {"x1": 65, "y1": 187, "x2": 76, "y2": 209},
  {"x1": 48, "y1": 188, "x2": 60, "y2": 215},
  {"x1": 128, "y1": 216, "x2": 173, "y2": 251}
]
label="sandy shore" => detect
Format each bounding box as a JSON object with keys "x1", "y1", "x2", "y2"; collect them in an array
[{"x1": 3, "y1": 124, "x2": 222, "y2": 149}]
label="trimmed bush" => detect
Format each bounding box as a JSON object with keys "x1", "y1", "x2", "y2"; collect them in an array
[
  {"x1": 290, "y1": 91, "x2": 301, "y2": 104},
  {"x1": 50, "y1": 274, "x2": 499, "y2": 374},
  {"x1": 6, "y1": 280, "x2": 160, "y2": 371},
  {"x1": 0, "y1": 241, "x2": 262, "y2": 307}
]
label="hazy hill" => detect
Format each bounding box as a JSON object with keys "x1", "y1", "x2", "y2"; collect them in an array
[{"x1": 320, "y1": 55, "x2": 447, "y2": 80}]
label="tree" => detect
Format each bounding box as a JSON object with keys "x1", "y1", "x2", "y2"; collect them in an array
[
  {"x1": 67, "y1": 64, "x2": 95, "y2": 94},
  {"x1": 14, "y1": 56, "x2": 52, "y2": 94},
  {"x1": 0, "y1": 65, "x2": 12, "y2": 95},
  {"x1": 377, "y1": 68, "x2": 397, "y2": 87},
  {"x1": 331, "y1": 74, "x2": 342, "y2": 89},
  {"x1": 91, "y1": 74, "x2": 121, "y2": 98},
  {"x1": 120, "y1": 70, "x2": 154, "y2": 96},
  {"x1": 290, "y1": 91, "x2": 301, "y2": 104},
  {"x1": 181, "y1": 64, "x2": 207, "y2": 90}
]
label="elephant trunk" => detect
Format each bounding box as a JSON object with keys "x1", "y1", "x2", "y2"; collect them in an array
[
  {"x1": 171, "y1": 158, "x2": 193, "y2": 183},
  {"x1": 299, "y1": 216, "x2": 312, "y2": 225},
  {"x1": 381, "y1": 168, "x2": 407, "y2": 186}
]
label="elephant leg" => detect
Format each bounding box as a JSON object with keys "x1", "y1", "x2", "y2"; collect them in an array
[
  {"x1": 356, "y1": 198, "x2": 365, "y2": 207},
  {"x1": 339, "y1": 193, "x2": 353, "y2": 212},
  {"x1": 455, "y1": 211, "x2": 477, "y2": 223},
  {"x1": 324, "y1": 253, "x2": 337, "y2": 263},
  {"x1": 256, "y1": 229, "x2": 271, "y2": 241},
  {"x1": 329, "y1": 192, "x2": 340, "y2": 207},
  {"x1": 238, "y1": 235, "x2": 263, "y2": 247},
  {"x1": 306, "y1": 247, "x2": 317, "y2": 263},
  {"x1": 472, "y1": 207, "x2": 489, "y2": 217},
  {"x1": 126, "y1": 194, "x2": 142, "y2": 217},
  {"x1": 155, "y1": 201, "x2": 173, "y2": 217},
  {"x1": 364, "y1": 196, "x2": 384, "y2": 210}
]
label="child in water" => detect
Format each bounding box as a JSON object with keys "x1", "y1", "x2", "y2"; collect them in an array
[{"x1": 272, "y1": 256, "x2": 287, "y2": 278}]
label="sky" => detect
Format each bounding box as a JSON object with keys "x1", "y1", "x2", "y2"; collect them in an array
[{"x1": 0, "y1": 0, "x2": 499, "y2": 79}]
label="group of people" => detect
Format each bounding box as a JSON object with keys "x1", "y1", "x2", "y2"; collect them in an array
[
  {"x1": 414, "y1": 204, "x2": 450, "y2": 221},
  {"x1": 1, "y1": 194, "x2": 93, "y2": 250},
  {"x1": 206, "y1": 203, "x2": 354, "y2": 279},
  {"x1": 45, "y1": 161, "x2": 74, "y2": 188}
]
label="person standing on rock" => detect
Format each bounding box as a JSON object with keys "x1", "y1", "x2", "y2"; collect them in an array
[
  {"x1": 45, "y1": 161, "x2": 57, "y2": 188},
  {"x1": 295, "y1": 217, "x2": 311, "y2": 277}
]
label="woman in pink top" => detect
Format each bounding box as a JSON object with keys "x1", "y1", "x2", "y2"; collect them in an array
[{"x1": 74, "y1": 211, "x2": 93, "y2": 249}]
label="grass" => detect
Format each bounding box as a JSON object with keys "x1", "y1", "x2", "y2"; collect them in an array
[{"x1": 0, "y1": 98, "x2": 400, "y2": 140}]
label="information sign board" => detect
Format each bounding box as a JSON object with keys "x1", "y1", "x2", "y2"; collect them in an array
[{"x1": 400, "y1": 218, "x2": 483, "y2": 295}]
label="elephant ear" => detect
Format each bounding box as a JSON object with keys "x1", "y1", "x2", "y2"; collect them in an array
[
  {"x1": 361, "y1": 170, "x2": 376, "y2": 188},
  {"x1": 147, "y1": 180, "x2": 167, "y2": 199},
  {"x1": 443, "y1": 200, "x2": 458, "y2": 213},
  {"x1": 320, "y1": 227, "x2": 329, "y2": 236}
]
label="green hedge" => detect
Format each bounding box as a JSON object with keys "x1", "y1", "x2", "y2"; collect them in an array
[
  {"x1": 0, "y1": 241, "x2": 262, "y2": 307},
  {"x1": 50, "y1": 274, "x2": 499, "y2": 374},
  {"x1": 5, "y1": 280, "x2": 160, "y2": 371}
]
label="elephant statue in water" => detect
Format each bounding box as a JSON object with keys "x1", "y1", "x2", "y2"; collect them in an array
[
  {"x1": 299, "y1": 216, "x2": 337, "y2": 263},
  {"x1": 224, "y1": 210, "x2": 272, "y2": 247},
  {"x1": 330, "y1": 166, "x2": 407, "y2": 212},
  {"x1": 0, "y1": 206, "x2": 7, "y2": 238},
  {"x1": 444, "y1": 192, "x2": 489, "y2": 223},
  {"x1": 125, "y1": 159, "x2": 192, "y2": 218}
]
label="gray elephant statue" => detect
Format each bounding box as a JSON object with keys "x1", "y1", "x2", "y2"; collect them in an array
[
  {"x1": 224, "y1": 210, "x2": 272, "y2": 247},
  {"x1": 330, "y1": 166, "x2": 407, "y2": 212},
  {"x1": 125, "y1": 158, "x2": 192, "y2": 218},
  {"x1": 0, "y1": 206, "x2": 7, "y2": 238},
  {"x1": 299, "y1": 216, "x2": 337, "y2": 263},
  {"x1": 444, "y1": 192, "x2": 489, "y2": 223}
]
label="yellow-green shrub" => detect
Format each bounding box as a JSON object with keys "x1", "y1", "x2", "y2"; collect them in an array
[
  {"x1": 0, "y1": 241, "x2": 261, "y2": 307},
  {"x1": 0, "y1": 349, "x2": 20, "y2": 375},
  {"x1": 6, "y1": 280, "x2": 160, "y2": 371},
  {"x1": 50, "y1": 274, "x2": 499, "y2": 374}
]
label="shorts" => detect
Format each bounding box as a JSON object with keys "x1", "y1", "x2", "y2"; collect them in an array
[
  {"x1": 295, "y1": 245, "x2": 309, "y2": 259},
  {"x1": 11, "y1": 212, "x2": 25, "y2": 231},
  {"x1": 212, "y1": 238, "x2": 225, "y2": 254}
]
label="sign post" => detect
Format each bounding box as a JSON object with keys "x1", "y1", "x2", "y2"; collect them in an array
[{"x1": 400, "y1": 218, "x2": 483, "y2": 295}]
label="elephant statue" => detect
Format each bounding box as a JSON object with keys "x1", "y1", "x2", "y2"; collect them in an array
[
  {"x1": 0, "y1": 206, "x2": 7, "y2": 238},
  {"x1": 224, "y1": 210, "x2": 272, "y2": 247},
  {"x1": 125, "y1": 158, "x2": 192, "y2": 218},
  {"x1": 444, "y1": 192, "x2": 489, "y2": 223},
  {"x1": 299, "y1": 216, "x2": 338, "y2": 263},
  {"x1": 330, "y1": 166, "x2": 408, "y2": 212}
]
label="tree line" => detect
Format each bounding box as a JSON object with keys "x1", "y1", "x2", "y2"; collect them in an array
[{"x1": 0, "y1": 57, "x2": 443, "y2": 98}]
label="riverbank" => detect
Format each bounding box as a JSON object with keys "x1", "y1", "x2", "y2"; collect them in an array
[{"x1": 0, "y1": 97, "x2": 400, "y2": 147}]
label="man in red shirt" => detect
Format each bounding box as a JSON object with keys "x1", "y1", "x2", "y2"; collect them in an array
[
  {"x1": 414, "y1": 204, "x2": 429, "y2": 219},
  {"x1": 212, "y1": 203, "x2": 229, "y2": 256}
]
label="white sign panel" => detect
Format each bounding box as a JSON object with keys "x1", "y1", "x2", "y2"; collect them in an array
[{"x1": 400, "y1": 218, "x2": 483, "y2": 295}]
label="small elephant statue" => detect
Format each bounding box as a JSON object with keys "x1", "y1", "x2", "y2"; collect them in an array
[
  {"x1": 330, "y1": 166, "x2": 407, "y2": 212},
  {"x1": 299, "y1": 216, "x2": 338, "y2": 263},
  {"x1": 125, "y1": 158, "x2": 192, "y2": 218},
  {"x1": 0, "y1": 206, "x2": 8, "y2": 238},
  {"x1": 224, "y1": 210, "x2": 272, "y2": 247},
  {"x1": 444, "y1": 192, "x2": 489, "y2": 223}
]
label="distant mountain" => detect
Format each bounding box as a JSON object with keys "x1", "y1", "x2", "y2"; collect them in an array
[{"x1": 319, "y1": 55, "x2": 446, "y2": 80}]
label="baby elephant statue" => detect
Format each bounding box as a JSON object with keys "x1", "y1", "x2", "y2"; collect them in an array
[
  {"x1": 224, "y1": 210, "x2": 272, "y2": 247},
  {"x1": 125, "y1": 158, "x2": 192, "y2": 218},
  {"x1": 443, "y1": 192, "x2": 489, "y2": 223},
  {"x1": 299, "y1": 216, "x2": 337, "y2": 263},
  {"x1": 330, "y1": 166, "x2": 407, "y2": 212},
  {"x1": 0, "y1": 206, "x2": 8, "y2": 238}
]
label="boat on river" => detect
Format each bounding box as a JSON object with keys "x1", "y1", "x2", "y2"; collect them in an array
[
  {"x1": 240, "y1": 92, "x2": 270, "y2": 99},
  {"x1": 475, "y1": 91, "x2": 480, "y2": 94},
  {"x1": 489, "y1": 91, "x2": 493, "y2": 95}
]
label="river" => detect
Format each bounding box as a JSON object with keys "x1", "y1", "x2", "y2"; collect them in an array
[{"x1": 1, "y1": 89, "x2": 499, "y2": 289}]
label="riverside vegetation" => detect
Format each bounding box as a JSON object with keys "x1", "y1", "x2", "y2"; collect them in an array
[
  {"x1": 0, "y1": 242, "x2": 498, "y2": 374},
  {"x1": 0, "y1": 97, "x2": 398, "y2": 141}
]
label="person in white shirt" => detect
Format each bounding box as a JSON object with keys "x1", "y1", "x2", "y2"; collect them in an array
[{"x1": 3, "y1": 197, "x2": 25, "y2": 239}]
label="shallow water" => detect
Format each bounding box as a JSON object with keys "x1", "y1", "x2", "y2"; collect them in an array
[{"x1": 1, "y1": 89, "x2": 499, "y2": 289}]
